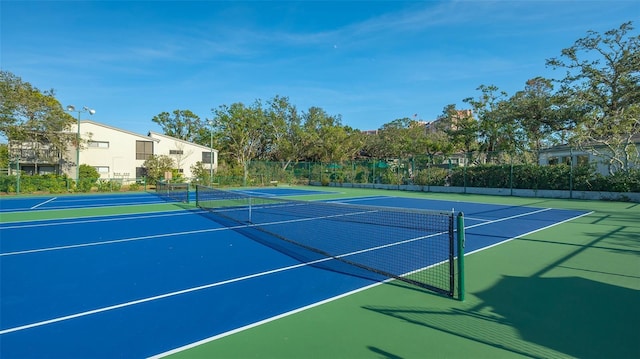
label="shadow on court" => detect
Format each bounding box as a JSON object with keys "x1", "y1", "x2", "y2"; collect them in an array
[
  {"x1": 364, "y1": 275, "x2": 639, "y2": 358},
  {"x1": 363, "y1": 221, "x2": 640, "y2": 358},
  {"x1": 194, "y1": 210, "x2": 392, "y2": 284}
]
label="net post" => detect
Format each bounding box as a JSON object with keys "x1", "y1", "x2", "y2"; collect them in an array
[{"x1": 457, "y1": 212, "x2": 465, "y2": 301}]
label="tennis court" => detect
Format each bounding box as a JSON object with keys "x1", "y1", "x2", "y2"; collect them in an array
[{"x1": 1, "y1": 187, "x2": 638, "y2": 358}]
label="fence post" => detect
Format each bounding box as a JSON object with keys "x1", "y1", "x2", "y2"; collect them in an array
[
  {"x1": 569, "y1": 146, "x2": 574, "y2": 199},
  {"x1": 16, "y1": 160, "x2": 21, "y2": 194},
  {"x1": 510, "y1": 154, "x2": 514, "y2": 196}
]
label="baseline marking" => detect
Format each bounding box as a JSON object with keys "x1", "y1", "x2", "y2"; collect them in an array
[
  {"x1": 30, "y1": 197, "x2": 57, "y2": 210},
  {"x1": 0, "y1": 210, "x2": 202, "y2": 230}
]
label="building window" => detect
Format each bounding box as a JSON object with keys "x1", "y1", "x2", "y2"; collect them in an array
[
  {"x1": 136, "y1": 167, "x2": 146, "y2": 179},
  {"x1": 577, "y1": 155, "x2": 589, "y2": 165},
  {"x1": 88, "y1": 141, "x2": 109, "y2": 149},
  {"x1": 202, "y1": 151, "x2": 213, "y2": 163},
  {"x1": 136, "y1": 141, "x2": 153, "y2": 160},
  {"x1": 95, "y1": 166, "x2": 109, "y2": 174},
  {"x1": 169, "y1": 149, "x2": 184, "y2": 155},
  {"x1": 548, "y1": 157, "x2": 559, "y2": 165}
]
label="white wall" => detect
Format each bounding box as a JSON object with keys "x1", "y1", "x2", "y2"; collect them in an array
[
  {"x1": 149, "y1": 132, "x2": 218, "y2": 179},
  {"x1": 65, "y1": 121, "x2": 218, "y2": 182},
  {"x1": 66, "y1": 121, "x2": 153, "y2": 180}
]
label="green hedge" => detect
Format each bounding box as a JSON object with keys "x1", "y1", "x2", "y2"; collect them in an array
[{"x1": 449, "y1": 164, "x2": 640, "y2": 192}]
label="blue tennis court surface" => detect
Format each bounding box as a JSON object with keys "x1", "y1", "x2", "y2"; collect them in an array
[
  {"x1": 231, "y1": 187, "x2": 336, "y2": 197},
  {"x1": 0, "y1": 192, "x2": 589, "y2": 358},
  {"x1": 0, "y1": 188, "x2": 337, "y2": 213}
]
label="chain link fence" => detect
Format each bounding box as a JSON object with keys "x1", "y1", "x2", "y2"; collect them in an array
[{"x1": 2, "y1": 149, "x2": 639, "y2": 194}]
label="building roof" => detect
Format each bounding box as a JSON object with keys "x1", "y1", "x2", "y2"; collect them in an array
[
  {"x1": 78, "y1": 120, "x2": 158, "y2": 141},
  {"x1": 148, "y1": 131, "x2": 218, "y2": 152}
]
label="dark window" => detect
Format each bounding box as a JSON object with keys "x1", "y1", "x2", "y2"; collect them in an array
[
  {"x1": 88, "y1": 141, "x2": 109, "y2": 148},
  {"x1": 577, "y1": 155, "x2": 589, "y2": 165},
  {"x1": 136, "y1": 141, "x2": 153, "y2": 160},
  {"x1": 202, "y1": 151, "x2": 213, "y2": 163},
  {"x1": 169, "y1": 149, "x2": 184, "y2": 155},
  {"x1": 136, "y1": 167, "x2": 146, "y2": 178}
]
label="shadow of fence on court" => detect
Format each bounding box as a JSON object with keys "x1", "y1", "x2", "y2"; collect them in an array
[{"x1": 364, "y1": 274, "x2": 640, "y2": 358}]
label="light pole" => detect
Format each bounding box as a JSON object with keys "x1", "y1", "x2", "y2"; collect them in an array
[
  {"x1": 67, "y1": 105, "x2": 95, "y2": 185},
  {"x1": 208, "y1": 119, "x2": 214, "y2": 185}
]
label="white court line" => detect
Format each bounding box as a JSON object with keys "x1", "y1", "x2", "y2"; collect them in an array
[
  {"x1": 234, "y1": 190, "x2": 276, "y2": 197},
  {"x1": 0, "y1": 200, "x2": 170, "y2": 214},
  {"x1": 0, "y1": 210, "x2": 200, "y2": 230},
  {"x1": 0, "y1": 226, "x2": 230, "y2": 257},
  {"x1": 464, "y1": 210, "x2": 594, "y2": 256},
  {"x1": 0, "y1": 257, "x2": 332, "y2": 336},
  {"x1": 327, "y1": 196, "x2": 392, "y2": 203},
  {"x1": 0, "y1": 205, "x2": 568, "y2": 338},
  {"x1": 464, "y1": 216, "x2": 493, "y2": 223},
  {"x1": 149, "y1": 280, "x2": 389, "y2": 359},
  {"x1": 30, "y1": 197, "x2": 57, "y2": 210}
]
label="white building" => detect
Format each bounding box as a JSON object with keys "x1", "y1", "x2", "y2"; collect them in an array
[
  {"x1": 12, "y1": 120, "x2": 218, "y2": 182},
  {"x1": 539, "y1": 135, "x2": 640, "y2": 175}
]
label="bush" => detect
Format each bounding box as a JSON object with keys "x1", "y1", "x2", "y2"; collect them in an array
[
  {"x1": 413, "y1": 167, "x2": 448, "y2": 186},
  {"x1": 96, "y1": 179, "x2": 122, "y2": 192}
]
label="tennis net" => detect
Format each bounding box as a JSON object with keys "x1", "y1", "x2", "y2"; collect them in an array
[
  {"x1": 155, "y1": 180, "x2": 189, "y2": 203},
  {"x1": 195, "y1": 185, "x2": 463, "y2": 298}
]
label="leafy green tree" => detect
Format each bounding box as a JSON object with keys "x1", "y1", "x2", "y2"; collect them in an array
[
  {"x1": 546, "y1": 21, "x2": 640, "y2": 173},
  {"x1": 0, "y1": 144, "x2": 8, "y2": 169},
  {"x1": 463, "y1": 85, "x2": 516, "y2": 161},
  {"x1": 300, "y1": 107, "x2": 362, "y2": 163},
  {"x1": 189, "y1": 161, "x2": 210, "y2": 184},
  {"x1": 508, "y1": 77, "x2": 567, "y2": 162},
  {"x1": 0, "y1": 71, "x2": 75, "y2": 165},
  {"x1": 372, "y1": 117, "x2": 433, "y2": 159},
  {"x1": 211, "y1": 101, "x2": 266, "y2": 186},
  {"x1": 440, "y1": 105, "x2": 479, "y2": 157},
  {"x1": 142, "y1": 155, "x2": 176, "y2": 184},
  {"x1": 151, "y1": 109, "x2": 202, "y2": 143},
  {"x1": 77, "y1": 164, "x2": 99, "y2": 192},
  {"x1": 264, "y1": 95, "x2": 303, "y2": 169}
]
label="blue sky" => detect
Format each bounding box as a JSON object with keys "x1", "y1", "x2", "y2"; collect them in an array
[{"x1": 2, "y1": 1, "x2": 638, "y2": 136}]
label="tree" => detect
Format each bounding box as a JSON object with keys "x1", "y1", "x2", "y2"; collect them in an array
[
  {"x1": 77, "y1": 164, "x2": 99, "y2": 192},
  {"x1": 151, "y1": 109, "x2": 202, "y2": 143},
  {"x1": 0, "y1": 71, "x2": 75, "y2": 167},
  {"x1": 463, "y1": 85, "x2": 516, "y2": 161},
  {"x1": 142, "y1": 155, "x2": 176, "y2": 184},
  {"x1": 439, "y1": 104, "x2": 479, "y2": 156},
  {"x1": 211, "y1": 101, "x2": 266, "y2": 186},
  {"x1": 300, "y1": 107, "x2": 362, "y2": 163},
  {"x1": 373, "y1": 117, "x2": 435, "y2": 160},
  {"x1": 508, "y1": 77, "x2": 567, "y2": 162},
  {"x1": 0, "y1": 144, "x2": 8, "y2": 169},
  {"x1": 546, "y1": 21, "x2": 640, "y2": 173},
  {"x1": 264, "y1": 95, "x2": 302, "y2": 169}
]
